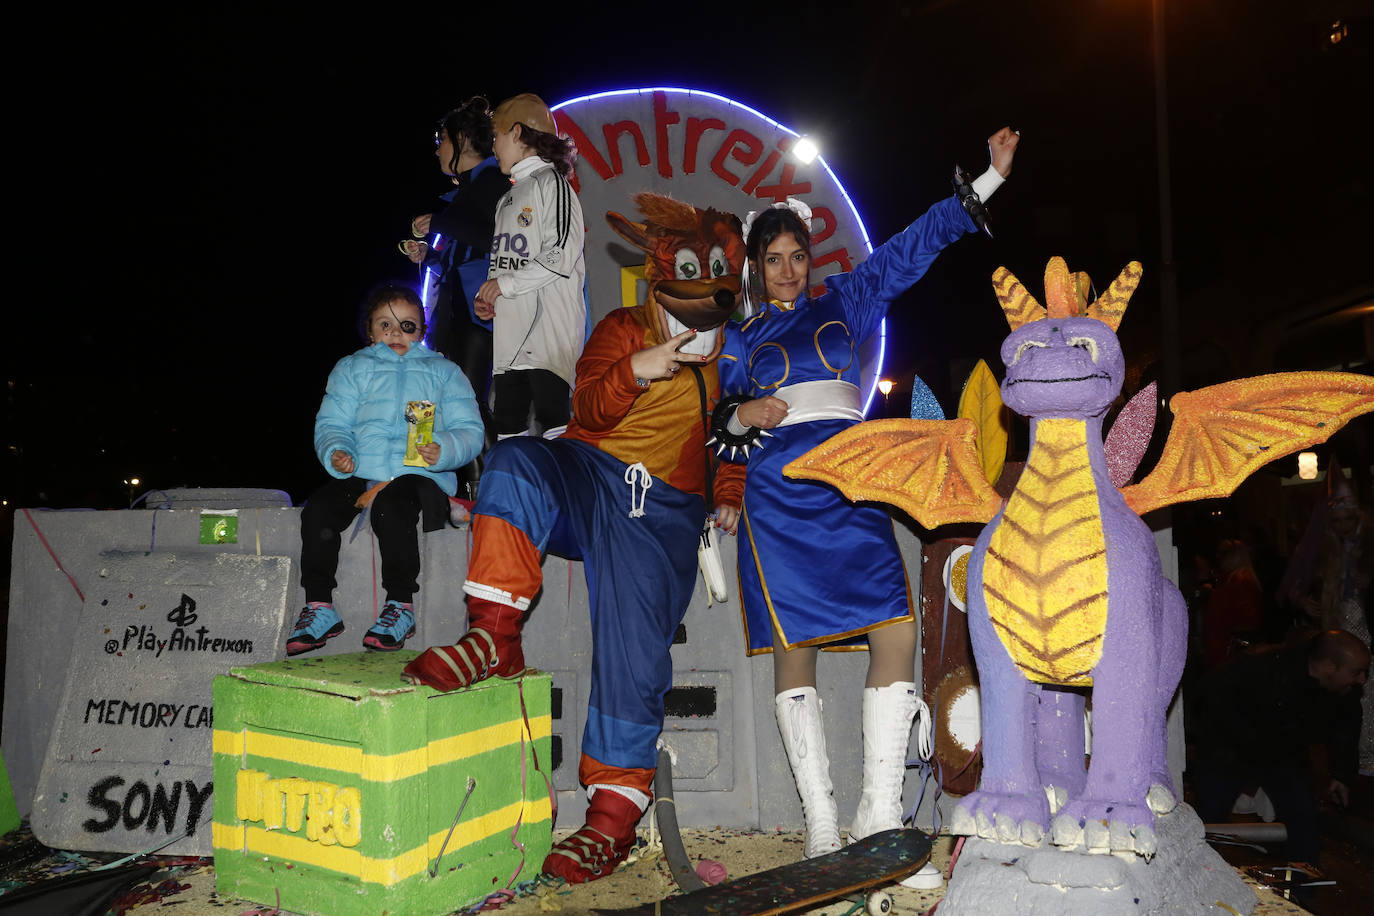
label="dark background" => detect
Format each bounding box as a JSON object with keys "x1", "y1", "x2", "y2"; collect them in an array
[{"x1": 6, "y1": 0, "x2": 1371, "y2": 510}]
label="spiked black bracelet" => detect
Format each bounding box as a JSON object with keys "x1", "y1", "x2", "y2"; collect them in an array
[{"x1": 708, "y1": 393, "x2": 772, "y2": 459}]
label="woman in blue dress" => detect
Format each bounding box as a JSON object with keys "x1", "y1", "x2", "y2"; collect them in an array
[{"x1": 714, "y1": 128, "x2": 1018, "y2": 860}]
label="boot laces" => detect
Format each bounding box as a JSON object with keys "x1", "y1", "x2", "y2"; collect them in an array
[{"x1": 788, "y1": 696, "x2": 810, "y2": 759}]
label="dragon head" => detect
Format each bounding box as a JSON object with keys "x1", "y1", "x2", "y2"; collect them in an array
[
  {"x1": 607, "y1": 193, "x2": 745, "y2": 355},
  {"x1": 995, "y1": 257, "x2": 1142, "y2": 419}
]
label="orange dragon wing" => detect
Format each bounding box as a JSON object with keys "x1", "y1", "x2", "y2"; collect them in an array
[
  {"x1": 1121, "y1": 371, "x2": 1374, "y2": 515},
  {"x1": 784, "y1": 418, "x2": 1003, "y2": 527}
]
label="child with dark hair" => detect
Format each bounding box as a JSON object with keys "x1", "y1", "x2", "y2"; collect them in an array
[
  {"x1": 474, "y1": 93, "x2": 586, "y2": 438},
  {"x1": 287, "y1": 283, "x2": 485, "y2": 656}
]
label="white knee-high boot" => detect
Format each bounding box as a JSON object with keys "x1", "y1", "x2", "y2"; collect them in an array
[
  {"x1": 851, "y1": 681, "x2": 943, "y2": 888},
  {"x1": 850, "y1": 681, "x2": 919, "y2": 840},
  {"x1": 775, "y1": 687, "x2": 842, "y2": 858}
]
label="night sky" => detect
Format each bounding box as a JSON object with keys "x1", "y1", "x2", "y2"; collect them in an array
[{"x1": 7, "y1": 0, "x2": 1370, "y2": 510}]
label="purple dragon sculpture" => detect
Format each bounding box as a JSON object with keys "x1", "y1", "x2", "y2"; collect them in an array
[{"x1": 786, "y1": 255, "x2": 1374, "y2": 858}]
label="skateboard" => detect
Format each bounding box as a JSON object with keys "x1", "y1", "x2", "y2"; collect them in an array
[{"x1": 596, "y1": 827, "x2": 933, "y2": 916}]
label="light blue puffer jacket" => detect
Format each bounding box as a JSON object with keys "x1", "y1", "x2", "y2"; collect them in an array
[{"x1": 313, "y1": 342, "x2": 485, "y2": 496}]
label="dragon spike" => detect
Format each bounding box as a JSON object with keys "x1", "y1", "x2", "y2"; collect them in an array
[
  {"x1": 1043, "y1": 256, "x2": 1079, "y2": 319},
  {"x1": 741, "y1": 444, "x2": 751, "y2": 459},
  {"x1": 705, "y1": 436, "x2": 718, "y2": 447},
  {"x1": 1086, "y1": 260, "x2": 1143, "y2": 332},
  {"x1": 992, "y1": 266, "x2": 1046, "y2": 331},
  {"x1": 760, "y1": 429, "x2": 775, "y2": 438}
]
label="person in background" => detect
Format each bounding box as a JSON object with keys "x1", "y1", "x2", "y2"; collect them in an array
[
  {"x1": 1194, "y1": 629, "x2": 1369, "y2": 867},
  {"x1": 1201, "y1": 538, "x2": 1264, "y2": 669}
]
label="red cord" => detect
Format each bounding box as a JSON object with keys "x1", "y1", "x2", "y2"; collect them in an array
[{"x1": 21, "y1": 509, "x2": 85, "y2": 602}]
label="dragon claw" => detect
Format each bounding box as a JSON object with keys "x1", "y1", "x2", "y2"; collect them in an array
[
  {"x1": 950, "y1": 806, "x2": 977, "y2": 838},
  {"x1": 1083, "y1": 818, "x2": 1109, "y2": 850},
  {"x1": 1052, "y1": 799, "x2": 1159, "y2": 856},
  {"x1": 1146, "y1": 783, "x2": 1177, "y2": 815},
  {"x1": 994, "y1": 813, "x2": 1021, "y2": 844},
  {"x1": 1051, "y1": 813, "x2": 1085, "y2": 849}
]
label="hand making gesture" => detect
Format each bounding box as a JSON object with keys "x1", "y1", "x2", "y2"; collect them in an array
[{"x1": 629, "y1": 329, "x2": 706, "y2": 383}]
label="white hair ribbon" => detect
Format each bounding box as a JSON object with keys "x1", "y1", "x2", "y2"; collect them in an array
[{"x1": 741, "y1": 197, "x2": 814, "y2": 244}]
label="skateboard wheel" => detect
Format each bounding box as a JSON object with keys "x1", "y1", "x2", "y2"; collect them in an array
[{"x1": 865, "y1": 890, "x2": 893, "y2": 914}]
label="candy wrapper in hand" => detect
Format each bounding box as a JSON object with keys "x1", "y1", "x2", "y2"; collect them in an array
[{"x1": 404, "y1": 400, "x2": 436, "y2": 466}]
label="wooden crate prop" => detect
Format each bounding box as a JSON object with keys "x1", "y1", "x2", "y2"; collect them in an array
[{"x1": 212, "y1": 652, "x2": 552, "y2": 916}]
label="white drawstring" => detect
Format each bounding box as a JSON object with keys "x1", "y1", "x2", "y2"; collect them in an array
[
  {"x1": 624, "y1": 462, "x2": 652, "y2": 518},
  {"x1": 914, "y1": 696, "x2": 933, "y2": 761}
]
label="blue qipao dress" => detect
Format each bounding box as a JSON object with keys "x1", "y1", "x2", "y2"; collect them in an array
[{"x1": 718, "y1": 195, "x2": 977, "y2": 653}]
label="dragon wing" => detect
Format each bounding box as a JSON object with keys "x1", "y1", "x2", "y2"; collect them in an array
[
  {"x1": 1121, "y1": 371, "x2": 1374, "y2": 515},
  {"x1": 784, "y1": 418, "x2": 1003, "y2": 527}
]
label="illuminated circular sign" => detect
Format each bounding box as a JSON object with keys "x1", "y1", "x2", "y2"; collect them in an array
[{"x1": 549, "y1": 87, "x2": 884, "y2": 413}]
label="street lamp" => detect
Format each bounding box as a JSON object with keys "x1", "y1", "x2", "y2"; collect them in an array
[
  {"x1": 1297, "y1": 452, "x2": 1318, "y2": 480},
  {"x1": 878, "y1": 378, "x2": 894, "y2": 414}
]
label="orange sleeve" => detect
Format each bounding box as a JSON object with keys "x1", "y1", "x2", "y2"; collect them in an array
[
  {"x1": 570, "y1": 309, "x2": 647, "y2": 434},
  {"x1": 712, "y1": 458, "x2": 745, "y2": 510}
]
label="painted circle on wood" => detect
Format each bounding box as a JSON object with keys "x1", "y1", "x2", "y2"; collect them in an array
[{"x1": 943, "y1": 544, "x2": 974, "y2": 613}]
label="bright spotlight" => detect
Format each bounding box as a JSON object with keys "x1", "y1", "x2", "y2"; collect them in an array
[
  {"x1": 791, "y1": 136, "x2": 819, "y2": 165},
  {"x1": 878, "y1": 378, "x2": 894, "y2": 397}
]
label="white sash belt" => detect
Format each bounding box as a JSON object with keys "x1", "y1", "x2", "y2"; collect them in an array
[{"x1": 775, "y1": 380, "x2": 863, "y2": 427}]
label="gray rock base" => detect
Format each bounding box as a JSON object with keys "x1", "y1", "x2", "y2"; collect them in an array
[{"x1": 939, "y1": 803, "x2": 1256, "y2": 915}]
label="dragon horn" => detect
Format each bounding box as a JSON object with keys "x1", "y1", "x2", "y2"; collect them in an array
[
  {"x1": 1087, "y1": 261, "x2": 1143, "y2": 331},
  {"x1": 1044, "y1": 256, "x2": 1078, "y2": 319},
  {"x1": 992, "y1": 266, "x2": 1046, "y2": 331}
]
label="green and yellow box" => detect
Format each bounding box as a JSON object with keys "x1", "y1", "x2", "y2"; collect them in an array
[{"x1": 212, "y1": 652, "x2": 552, "y2": 916}]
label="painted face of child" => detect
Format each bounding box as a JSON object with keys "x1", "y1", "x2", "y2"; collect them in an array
[
  {"x1": 368, "y1": 299, "x2": 425, "y2": 355},
  {"x1": 757, "y1": 232, "x2": 811, "y2": 303}
]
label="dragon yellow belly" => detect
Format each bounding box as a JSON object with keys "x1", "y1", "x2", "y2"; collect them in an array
[{"x1": 983, "y1": 418, "x2": 1107, "y2": 685}]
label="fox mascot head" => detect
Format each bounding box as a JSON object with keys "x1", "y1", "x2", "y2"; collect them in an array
[{"x1": 606, "y1": 193, "x2": 745, "y2": 357}]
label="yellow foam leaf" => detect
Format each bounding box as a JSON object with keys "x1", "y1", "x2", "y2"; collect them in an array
[{"x1": 957, "y1": 360, "x2": 1008, "y2": 486}]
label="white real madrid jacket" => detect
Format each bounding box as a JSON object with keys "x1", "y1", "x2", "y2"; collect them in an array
[{"x1": 489, "y1": 156, "x2": 587, "y2": 388}]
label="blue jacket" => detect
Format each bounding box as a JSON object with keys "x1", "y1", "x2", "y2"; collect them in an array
[{"x1": 314, "y1": 342, "x2": 485, "y2": 496}]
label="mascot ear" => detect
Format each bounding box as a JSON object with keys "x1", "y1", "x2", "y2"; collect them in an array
[{"x1": 606, "y1": 211, "x2": 651, "y2": 253}]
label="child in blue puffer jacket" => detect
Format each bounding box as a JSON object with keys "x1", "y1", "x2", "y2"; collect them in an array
[{"x1": 288, "y1": 283, "x2": 486, "y2": 655}]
